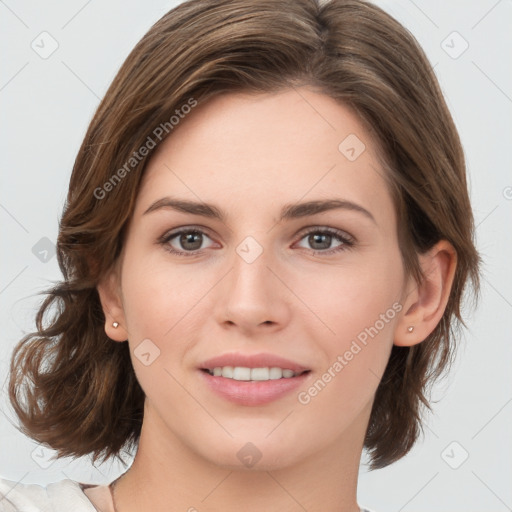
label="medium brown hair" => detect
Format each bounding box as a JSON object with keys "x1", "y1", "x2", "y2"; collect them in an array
[{"x1": 7, "y1": 0, "x2": 480, "y2": 470}]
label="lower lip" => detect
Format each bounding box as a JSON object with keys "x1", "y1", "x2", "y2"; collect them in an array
[{"x1": 198, "y1": 370, "x2": 311, "y2": 406}]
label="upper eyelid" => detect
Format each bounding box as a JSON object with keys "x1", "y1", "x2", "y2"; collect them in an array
[
  {"x1": 160, "y1": 225, "x2": 352, "y2": 236},
  {"x1": 300, "y1": 225, "x2": 354, "y2": 239},
  {"x1": 160, "y1": 225, "x2": 216, "y2": 241}
]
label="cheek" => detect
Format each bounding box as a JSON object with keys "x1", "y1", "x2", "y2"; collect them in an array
[
  {"x1": 295, "y1": 289, "x2": 399, "y2": 429},
  {"x1": 290, "y1": 254, "x2": 403, "y2": 401},
  {"x1": 119, "y1": 252, "x2": 200, "y2": 395},
  {"x1": 120, "y1": 249, "x2": 202, "y2": 338},
  {"x1": 293, "y1": 251, "x2": 403, "y2": 340}
]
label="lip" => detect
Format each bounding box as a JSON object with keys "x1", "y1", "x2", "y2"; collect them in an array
[
  {"x1": 198, "y1": 352, "x2": 310, "y2": 373},
  {"x1": 197, "y1": 352, "x2": 311, "y2": 406},
  {"x1": 198, "y1": 369, "x2": 311, "y2": 406}
]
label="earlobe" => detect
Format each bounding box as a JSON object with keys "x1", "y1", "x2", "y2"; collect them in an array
[
  {"x1": 394, "y1": 240, "x2": 457, "y2": 347},
  {"x1": 96, "y1": 269, "x2": 129, "y2": 342}
]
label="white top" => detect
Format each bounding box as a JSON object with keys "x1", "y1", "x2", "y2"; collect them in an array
[
  {"x1": 0, "y1": 477, "x2": 112, "y2": 512},
  {"x1": 0, "y1": 476, "x2": 375, "y2": 511}
]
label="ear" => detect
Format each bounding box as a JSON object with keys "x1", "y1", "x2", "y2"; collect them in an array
[
  {"x1": 394, "y1": 240, "x2": 457, "y2": 347},
  {"x1": 96, "y1": 265, "x2": 129, "y2": 342}
]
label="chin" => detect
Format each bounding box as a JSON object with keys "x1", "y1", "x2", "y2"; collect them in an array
[{"x1": 197, "y1": 434, "x2": 307, "y2": 472}]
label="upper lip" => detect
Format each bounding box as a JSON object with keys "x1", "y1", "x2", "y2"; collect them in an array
[{"x1": 199, "y1": 352, "x2": 310, "y2": 373}]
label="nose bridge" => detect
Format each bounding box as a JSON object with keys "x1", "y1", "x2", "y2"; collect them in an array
[
  {"x1": 231, "y1": 236, "x2": 275, "y2": 305},
  {"x1": 214, "y1": 234, "x2": 290, "y2": 330}
]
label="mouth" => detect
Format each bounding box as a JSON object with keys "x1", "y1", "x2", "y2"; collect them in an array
[
  {"x1": 198, "y1": 368, "x2": 311, "y2": 406},
  {"x1": 200, "y1": 366, "x2": 311, "y2": 381},
  {"x1": 198, "y1": 352, "x2": 310, "y2": 375},
  {"x1": 197, "y1": 353, "x2": 312, "y2": 406}
]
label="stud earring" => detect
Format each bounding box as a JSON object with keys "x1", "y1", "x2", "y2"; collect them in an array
[
  {"x1": 407, "y1": 326, "x2": 414, "y2": 332},
  {"x1": 112, "y1": 322, "x2": 119, "y2": 329}
]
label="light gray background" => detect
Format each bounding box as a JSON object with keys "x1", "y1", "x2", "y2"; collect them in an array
[{"x1": 1, "y1": 1, "x2": 511, "y2": 511}]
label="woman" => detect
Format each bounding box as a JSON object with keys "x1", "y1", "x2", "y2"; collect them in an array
[{"x1": 1, "y1": 0, "x2": 480, "y2": 511}]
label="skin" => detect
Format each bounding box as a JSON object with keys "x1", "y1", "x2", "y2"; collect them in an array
[{"x1": 95, "y1": 87, "x2": 457, "y2": 512}]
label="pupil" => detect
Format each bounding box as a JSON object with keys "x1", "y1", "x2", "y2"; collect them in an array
[
  {"x1": 310, "y1": 233, "x2": 331, "y2": 250},
  {"x1": 181, "y1": 232, "x2": 202, "y2": 250}
]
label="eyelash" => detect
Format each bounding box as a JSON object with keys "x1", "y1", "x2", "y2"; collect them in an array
[{"x1": 158, "y1": 226, "x2": 355, "y2": 258}]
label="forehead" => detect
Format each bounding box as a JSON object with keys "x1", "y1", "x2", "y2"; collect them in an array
[{"x1": 134, "y1": 88, "x2": 395, "y2": 230}]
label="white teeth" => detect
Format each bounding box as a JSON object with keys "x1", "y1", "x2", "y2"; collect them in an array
[
  {"x1": 251, "y1": 367, "x2": 269, "y2": 381},
  {"x1": 269, "y1": 367, "x2": 282, "y2": 379},
  {"x1": 221, "y1": 366, "x2": 234, "y2": 378},
  {"x1": 233, "y1": 367, "x2": 251, "y2": 380},
  {"x1": 207, "y1": 366, "x2": 303, "y2": 381}
]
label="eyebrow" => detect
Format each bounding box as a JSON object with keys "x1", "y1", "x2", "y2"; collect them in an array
[{"x1": 143, "y1": 197, "x2": 376, "y2": 224}]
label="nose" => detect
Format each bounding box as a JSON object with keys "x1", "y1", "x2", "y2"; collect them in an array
[{"x1": 214, "y1": 243, "x2": 292, "y2": 335}]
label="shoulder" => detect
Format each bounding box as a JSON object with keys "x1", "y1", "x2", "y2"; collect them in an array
[{"x1": 0, "y1": 477, "x2": 98, "y2": 512}]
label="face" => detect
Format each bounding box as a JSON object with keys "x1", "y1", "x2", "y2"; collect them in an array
[{"x1": 107, "y1": 88, "x2": 411, "y2": 471}]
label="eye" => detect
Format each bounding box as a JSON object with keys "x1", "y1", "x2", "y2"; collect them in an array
[
  {"x1": 295, "y1": 227, "x2": 355, "y2": 254},
  {"x1": 159, "y1": 228, "x2": 217, "y2": 256},
  {"x1": 158, "y1": 226, "x2": 355, "y2": 258}
]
